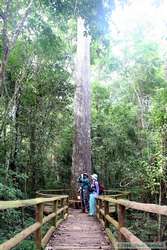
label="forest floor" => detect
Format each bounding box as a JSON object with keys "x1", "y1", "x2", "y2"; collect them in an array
[{"x1": 46, "y1": 209, "x2": 112, "y2": 250}]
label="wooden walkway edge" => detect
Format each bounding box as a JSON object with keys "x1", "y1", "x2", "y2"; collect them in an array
[{"x1": 46, "y1": 209, "x2": 112, "y2": 250}]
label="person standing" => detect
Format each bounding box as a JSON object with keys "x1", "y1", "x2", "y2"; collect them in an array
[
  {"x1": 89, "y1": 174, "x2": 99, "y2": 216},
  {"x1": 78, "y1": 173, "x2": 90, "y2": 213}
]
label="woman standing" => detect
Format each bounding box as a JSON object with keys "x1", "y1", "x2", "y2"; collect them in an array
[{"x1": 89, "y1": 174, "x2": 99, "y2": 216}]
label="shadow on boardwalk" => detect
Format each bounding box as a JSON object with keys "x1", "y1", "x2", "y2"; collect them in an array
[{"x1": 46, "y1": 209, "x2": 113, "y2": 250}]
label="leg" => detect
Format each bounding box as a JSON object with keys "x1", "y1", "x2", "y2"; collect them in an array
[
  {"x1": 89, "y1": 193, "x2": 95, "y2": 215},
  {"x1": 83, "y1": 189, "x2": 89, "y2": 213},
  {"x1": 85, "y1": 190, "x2": 89, "y2": 212},
  {"x1": 81, "y1": 189, "x2": 85, "y2": 212}
]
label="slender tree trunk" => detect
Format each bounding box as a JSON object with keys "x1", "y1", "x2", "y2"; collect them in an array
[
  {"x1": 158, "y1": 179, "x2": 161, "y2": 241},
  {"x1": 71, "y1": 17, "x2": 91, "y2": 195},
  {"x1": 0, "y1": 0, "x2": 33, "y2": 95},
  {"x1": 29, "y1": 120, "x2": 37, "y2": 194}
]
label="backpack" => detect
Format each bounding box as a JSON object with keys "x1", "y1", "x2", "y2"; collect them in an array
[{"x1": 99, "y1": 183, "x2": 104, "y2": 195}]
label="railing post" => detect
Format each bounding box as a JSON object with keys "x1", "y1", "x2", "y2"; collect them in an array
[
  {"x1": 61, "y1": 198, "x2": 65, "y2": 219},
  {"x1": 53, "y1": 200, "x2": 58, "y2": 227},
  {"x1": 96, "y1": 198, "x2": 99, "y2": 219},
  {"x1": 104, "y1": 200, "x2": 109, "y2": 228},
  {"x1": 118, "y1": 204, "x2": 125, "y2": 243},
  {"x1": 66, "y1": 197, "x2": 69, "y2": 216},
  {"x1": 35, "y1": 203, "x2": 43, "y2": 250},
  {"x1": 99, "y1": 199, "x2": 103, "y2": 220}
]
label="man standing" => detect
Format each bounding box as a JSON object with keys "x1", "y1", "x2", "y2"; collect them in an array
[{"x1": 78, "y1": 173, "x2": 90, "y2": 213}]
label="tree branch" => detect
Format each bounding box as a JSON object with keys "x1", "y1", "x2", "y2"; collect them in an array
[
  {"x1": 0, "y1": 10, "x2": 5, "y2": 20},
  {"x1": 11, "y1": 0, "x2": 33, "y2": 48},
  {"x1": 0, "y1": 0, "x2": 12, "y2": 96},
  {"x1": 0, "y1": 0, "x2": 33, "y2": 96}
]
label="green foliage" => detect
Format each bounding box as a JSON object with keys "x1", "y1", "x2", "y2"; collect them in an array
[
  {"x1": 91, "y1": 2, "x2": 167, "y2": 205},
  {"x1": 14, "y1": 240, "x2": 35, "y2": 250},
  {"x1": 1, "y1": 0, "x2": 167, "y2": 246},
  {"x1": 127, "y1": 211, "x2": 159, "y2": 242},
  {"x1": 151, "y1": 88, "x2": 167, "y2": 128},
  {"x1": 92, "y1": 83, "x2": 140, "y2": 188},
  {"x1": 44, "y1": 0, "x2": 115, "y2": 38}
]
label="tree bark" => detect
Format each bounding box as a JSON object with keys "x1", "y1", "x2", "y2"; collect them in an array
[{"x1": 71, "y1": 17, "x2": 91, "y2": 195}]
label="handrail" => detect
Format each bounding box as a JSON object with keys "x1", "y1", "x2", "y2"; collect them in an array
[
  {"x1": 0, "y1": 195, "x2": 69, "y2": 250},
  {"x1": 36, "y1": 189, "x2": 130, "y2": 198},
  {"x1": 36, "y1": 189, "x2": 71, "y2": 195},
  {"x1": 38, "y1": 189, "x2": 70, "y2": 192},
  {"x1": 98, "y1": 196, "x2": 167, "y2": 216},
  {"x1": 0, "y1": 195, "x2": 67, "y2": 210},
  {"x1": 96, "y1": 196, "x2": 167, "y2": 250},
  {"x1": 35, "y1": 189, "x2": 130, "y2": 211},
  {"x1": 104, "y1": 189, "x2": 130, "y2": 194}
]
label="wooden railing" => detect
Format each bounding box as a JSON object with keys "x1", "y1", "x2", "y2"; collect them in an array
[
  {"x1": 36, "y1": 189, "x2": 130, "y2": 211},
  {"x1": 0, "y1": 195, "x2": 69, "y2": 250},
  {"x1": 96, "y1": 196, "x2": 167, "y2": 250},
  {"x1": 36, "y1": 189, "x2": 81, "y2": 209},
  {"x1": 36, "y1": 189, "x2": 71, "y2": 197},
  {"x1": 104, "y1": 190, "x2": 131, "y2": 199}
]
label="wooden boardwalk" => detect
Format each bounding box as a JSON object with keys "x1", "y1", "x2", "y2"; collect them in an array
[{"x1": 46, "y1": 209, "x2": 113, "y2": 250}]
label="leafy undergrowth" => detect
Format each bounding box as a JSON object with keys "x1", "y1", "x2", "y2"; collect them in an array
[
  {"x1": 109, "y1": 210, "x2": 167, "y2": 247},
  {"x1": 126, "y1": 211, "x2": 167, "y2": 243},
  {"x1": 0, "y1": 208, "x2": 51, "y2": 249}
]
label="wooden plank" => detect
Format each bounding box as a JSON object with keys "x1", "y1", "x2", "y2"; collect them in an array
[
  {"x1": 53, "y1": 200, "x2": 58, "y2": 226},
  {"x1": 42, "y1": 226, "x2": 55, "y2": 248},
  {"x1": 0, "y1": 222, "x2": 40, "y2": 250},
  {"x1": 120, "y1": 227, "x2": 151, "y2": 250},
  {"x1": 0, "y1": 196, "x2": 68, "y2": 210},
  {"x1": 99, "y1": 208, "x2": 105, "y2": 216},
  {"x1": 37, "y1": 189, "x2": 71, "y2": 193},
  {"x1": 46, "y1": 209, "x2": 112, "y2": 250},
  {"x1": 118, "y1": 199, "x2": 167, "y2": 216},
  {"x1": 66, "y1": 197, "x2": 69, "y2": 215},
  {"x1": 43, "y1": 212, "x2": 56, "y2": 224},
  {"x1": 43, "y1": 208, "x2": 68, "y2": 225},
  {"x1": 118, "y1": 204, "x2": 125, "y2": 242},
  {"x1": 97, "y1": 197, "x2": 167, "y2": 216},
  {"x1": 105, "y1": 215, "x2": 119, "y2": 229},
  {"x1": 104, "y1": 201, "x2": 109, "y2": 228},
  {"x1": 105, "y1": 228, "x2": 118, "y2": 250},
  {"x1": 61, "y1": 198, "x2": 65, "y2": 219},
  {"x1": 64, "y1": 213, "x2": 68, "y2": 219},
  {"x1": 51, "y1": 247, "x2": 111, "y2": 249},
  {"x1": 104, "y1": 190, "x2": 130, "y2": 195},
  {"x1": 35, "y1": 203, "x2": 43, "y2": 250},
  {"x1": 96, "y1": 200, "x2": 100, "y2": 219},
  {"x1": 36, "y1": 193, "x2": 57, "y2": 198},
  {"x1": 57, "y1": 206, "x2": 68, "y2": 215},
  {"x1": 96, "y1": 205, "x2": 100, "y2": 219},
  {"x1": 56, "y1": 218, "x2": 64, "y2": 227},
  {"x1": 99, "y1": 218, "x2": 105, "y2": 227},
  {"x1": 99, "y1": 200, "x2": 103, "y2": 220}
]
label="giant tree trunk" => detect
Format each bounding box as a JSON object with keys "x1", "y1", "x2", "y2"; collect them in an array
[{"x1": 71, "y1": 17, "x2": 91, "y2": 195}]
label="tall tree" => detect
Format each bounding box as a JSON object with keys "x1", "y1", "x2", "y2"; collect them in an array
[{"x1": 71, "y1": 17, "x2": 91, "y2": 193}]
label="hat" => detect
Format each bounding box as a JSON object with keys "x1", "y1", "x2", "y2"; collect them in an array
[
  {"x1": 91, "y1": 174, "x2": 98, "y2": 180},
  {"x1": 83, "y1": 172, "x2": 88, "y2": 177}
]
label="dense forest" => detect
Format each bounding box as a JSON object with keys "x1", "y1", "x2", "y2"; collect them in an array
[{"x1": 1, "y1": 0, "x2": 167, "y2": 248}]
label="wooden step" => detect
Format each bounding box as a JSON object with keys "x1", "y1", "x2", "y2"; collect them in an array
[
  {"x1": 46, "y1": 209, "x2": 113, "y2": 250},
  {"x1": 46, "y1": 247, "x2": 111, "y2": 250}
]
